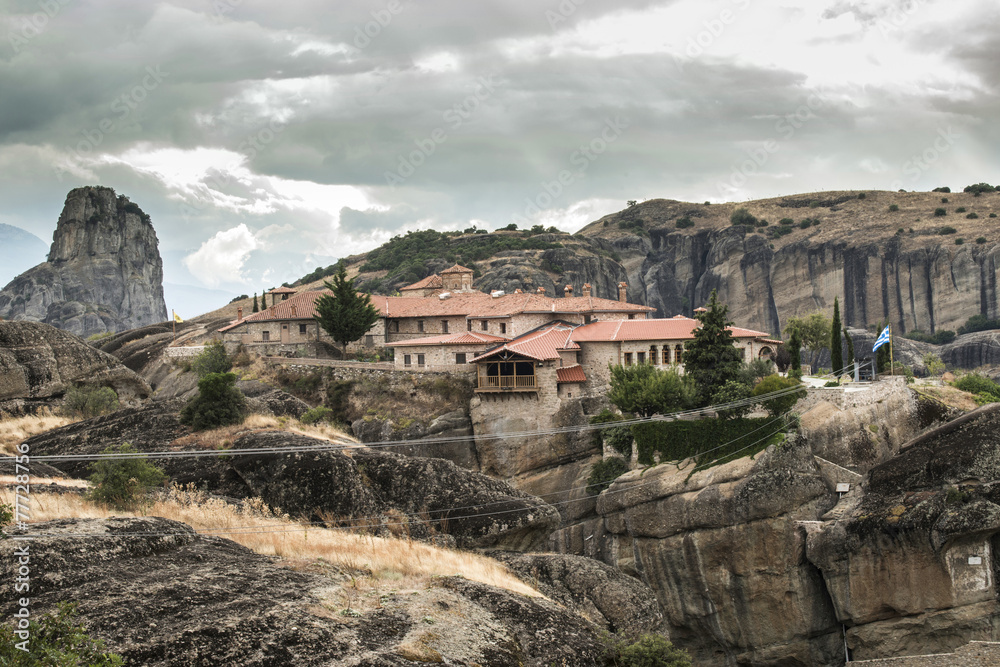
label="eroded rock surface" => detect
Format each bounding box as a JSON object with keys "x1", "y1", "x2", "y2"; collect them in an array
[
  {"x1": 0, "y1": 186, "x2": 167, "y2": 336},
  {"x1": 0, "y1": 517, "x2": 608, "y2": 666}
]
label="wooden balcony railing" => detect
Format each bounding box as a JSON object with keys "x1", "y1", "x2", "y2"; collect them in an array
[{"x1": 476, "y1": 374, "x2": 537, "y2": 390}]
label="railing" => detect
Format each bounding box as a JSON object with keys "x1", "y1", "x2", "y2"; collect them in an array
[{"x1": 477, "y1": 374, "x2": 537, "y2": 390}]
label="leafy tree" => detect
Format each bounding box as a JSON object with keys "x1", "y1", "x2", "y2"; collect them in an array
[
  {"x1": 87, "y1": 443, "x2": 166, "y2": 510},
  {"x1": 64, "y1": 385, "x2": 119, "y2": 419},
  {"x1": 179, "y1": 372, "x2": 247, "y2": 431},
  {"x1": 752, "y1": 375, "x2": 805, "y2": 417},
  {"x1": 605, "y1": 633, "x2": 692, "y2": 667},
  {"x1": 831, "y1": 298, "x2": 843, "y2": 375},
  {"x1": 923, "y1": 353, "x2": 945, "y2": 376},
  {"x1": 730, "y1": 207, "x2": 759, "y2": 227},
  {"x1": 314, "y1": 266, "x2": 381, "y2": 355},
  {"x1": 742, "y1": 358, "x2": 775, "y2": 385},
  {"x1": 964, "y1": 182, "x2": 996, "y2": 194},
  {"x1": 0, "y1": 602, "x2": 123, "y2": 666},
  {"x1": 252, "y1": 292, "x2": 259, "y2": 313},
  {"x1": 712, "y1": 380, "x2": 755, "y2": 420},
  {"x1": 682, "y1": 290, "x2": 744, "y2": 403},
  {"x1": 608, "y1": 364, "x2": 696, "y2": 417},
  {"x1": 876, "y1": 338, "x2": 890, "y2": 373},
  {"x1": 190, "y1": 340, "x2": 232, "y2": 378},
  {"x1": 627, "y1": 200, "x2": 638, "y2": 207},
  {"x1": 774, "y1": 345, "x2": 791, "y2": 373},
  {"x1": 844, "y1": 326, "x2": 855, "y2": 374},
  {"x1": 784, "y1": 312, "x2": 832, "y2": 373},
  {"x1": 788, "y1": 328, "x2": 802, "y2": 376}
]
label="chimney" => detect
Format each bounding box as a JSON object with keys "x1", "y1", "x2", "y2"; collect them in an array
[
  {"x1": 514, "y1": 288, "x2": 523, "y2": 294},
  {"x1": 537, "y1": 287, "x2": 546, "y2": 295},
  {"x1": 291, "y1": 304, "x2": 297, "y2": 317},
  {"x1": 618, "y1": 282, "x2": 628, "y2": 303},
  {"x1": 582, "y1": 283, "x2": 592, "y2": 297},
  {"x1": 237, "y1": 307, "x2": 243, "y2": 320},
  {"x1": 564, "y1": 284, "x2": 573, "y2": 296}
]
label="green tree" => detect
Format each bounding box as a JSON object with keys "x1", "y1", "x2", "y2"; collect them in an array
[
  {"x1": 314, "y1": 266, "x2": 381, "y2": 355},
  {"x1": 831, "y1": 298, "x2": 843, "y2": 375},
  {"x1": 0, "y1": 603, "x2": 123, "y2": 666},
  {"x1": 788, "y1": 328, "x2": 802, "y2": 376},
  {"x1": 608, "y1": 364, "x2": 696, "y2": 417},
  {"x1": 784, "y1": 312, "x2": 832, "y2": 373},
  {"x1": 87, "y1": 443, "x2": 166, "y2": 510},
  {"x1": 730, "y1": 207, "x2": 759, "y2": 227},
  {"x1": 0, "y1": 502, "x2": 12, "y2": 537},
  {"x1": 844, "y1": 326, "x2": 855, "y2": 374},
  {"x1": 252, "y1": 292, "x2": 259, "y2": 313},
  {"x1": 606, "y1": 633, "x2": 692, "y2": 667},
  {"x1": 712, "y1": 379, "x2": 755, "y2": 420},
  {"x1": 179, "y1": 372, "x2": 247, "y2": 431},
  {"x1": 63, "y1": 385, "x2": 119, "y2": 419},
  {"x1": 923, "y1": 353, "x2": 945, "y2": 376},
  {"x1": 752, "y1": 375, "x2": 806, "y2": 417},
  {"x1": 682, "y1": 290, "x2": 744, "y2": 403},
  {"x1": 190, "y1": 340, "x2": 232, "y2": 377}
]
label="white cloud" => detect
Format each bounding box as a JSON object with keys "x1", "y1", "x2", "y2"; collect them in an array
[{"x1": 183, "y1": 223, "x2": 260, "y2": 287}]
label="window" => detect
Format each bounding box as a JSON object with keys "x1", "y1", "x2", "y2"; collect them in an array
[
  {"x1": 365, "y1": 335, "x2": 373, "y2": 346},
  {"x1": 628, "y1": 314, "x2": 635, "y2": 320},
  {"x1": 624, "y1": 352, "x2": 633, "y2": 366},
  {"x1": 741, "y1": 347, "x2": 747, "y2": 360},
  {"x1": 404, "y1": 354, "x2": 411, "y2": 366},
  {"x1": 442, "y1": 320, "x2": 449, "y2": 333},
  {"x1": 662, "y1": 347, "x2": 671, "y2": 365},
  {"x1": 675, "y1": 344, "x2": 683, "y2": 364},
  {"x1": 500, "y1": 322, "x2": 507, "y2": 335},
  {"x1": 481, "y1": 320, "x2": 488, "y2": 331},
  {"x1": 391, "y1": 320, "x2": 400, "y2": 333},
  {"x1": 467, "y1": 320, "x2": 473, "y2": 331},
  {"x1": 299, "y1": 324, "x2": 307, "y2": 335},
  {"x1": 262, "y1": 331, "x2": 270, "y2": 341},
  {"x1": 418, "y1": 320, "x2": 425, "y2": 333},
  {"x1": 637, "y1": 352, "x2": 646, "y2": 364},
  {"x1": 456, "y1": 352, "x2": 467, "y2": 364},
  {"x1": 417, "y1": 354, "x2": 425, "y2": 366},
  {"x1": 650, "y1": 346, "x2": 657, "y2": 364},
  {"x1": 584, "y1": 314, "x2": 592, "y2": 324}
]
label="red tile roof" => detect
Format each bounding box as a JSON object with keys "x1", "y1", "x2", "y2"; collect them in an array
[
  {"x1": 556, "y1": 364, "x2": 587, "y2": 383},
  {"x1": 728, "y1": 326, "x2": 774, "y2": 339},
  {"x1": 440, "y1": 264, "x2": 474, "y2": 274},
  {"x1": 472, "y1": 322, "x2": 579, "y2": 362},
  {"x1": 219, "y1": 290, "x2": 331, "y2": 331},
  {"x1": 268, "y1": 286, "x2": 296, "y2": 294},
  {"x1": 569, "y1": 318, "x2": 775, "y2": 342},
  {"x1": 387, "y1": 332, "x2": 509, "y2": 347},
  {"x1": 400, "y1": 274, "x2": 443, "y2": 291}
]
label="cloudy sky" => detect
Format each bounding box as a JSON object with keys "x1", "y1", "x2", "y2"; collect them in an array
[{"x1": 1, "y1": 0, "x2": 997, "y2": 305}]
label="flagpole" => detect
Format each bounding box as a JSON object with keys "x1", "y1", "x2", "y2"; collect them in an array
[
  {"x1": 889, "y1": 324, "x2": 893, "y2": 377},
  {"x1": 172, "y1": 310, "x2": 176, "y2": 342}
]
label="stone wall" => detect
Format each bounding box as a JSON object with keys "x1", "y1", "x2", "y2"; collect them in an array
[
  {"x1": 795, "y1": 376, "x2": 908, "y2": 414},
  {"x1": 393, "y1": 344, "x2": 491, "y2": 369}
]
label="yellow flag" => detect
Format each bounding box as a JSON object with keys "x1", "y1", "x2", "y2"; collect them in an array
[{"x1": 173, "y1": 311, "x2": 183, "y2": 323}]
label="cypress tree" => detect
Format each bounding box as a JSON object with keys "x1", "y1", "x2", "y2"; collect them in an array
[
  {"x1": 831, "y1": 298, "x2": 843, "y2": 375},
  {"x1": 314, "y1": 266, "x2": 381, "y2": 356},
  {"x1": 844, "y1": 326, "x2": 854, "y2": 374},
  {"x1": 789, "y1": 328, "x2": 802, "y2": 376},
  {"x1": 252, "y1": 293, "x2": 259, "y2": 313},
  {"x1": 680, "y1": 290, "x2": 744, "y2": 404}
]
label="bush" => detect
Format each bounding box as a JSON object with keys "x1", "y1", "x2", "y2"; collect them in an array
[
  {"x1": 934, "y1": 208, "x2": 947, "y2": 217},
  {"x1": 587, "y1": 458, "x2": 629, "y2": 495},
  {"x1": 87, "y1": 443, "x2": 166, "y2": 510},
  {"x1": 991, "y1": 213, "x2": 997, "y2": 218},
  {"x1": 190, "y1": 340, "x2": 233, "y2": 377},
  {"x1": 903, "y1": 329, "x2": 955, "y2": 345},
  {"x1": 939, "y1": 226, "x2": 957, "y2": 235},
  {"x1": 956, "y1": 238, "x2": 965, "y2": 245},
  {"x1": 752, "y1": 375, "x2": 805, "y2": 417},
  {"x1": 711, "y1": 380, "x2": 754, "y2": 420},
  {"x1": 631, "y1": 417, "x2": 780, "y2": 468},
  {"x1": 958, "y1": 314, "x2": 1000, "y2": 335},
  {"x1": 933, "y1": 187, "x2": 951, "y2": 193},
  {"x1": 888, "y1": 204, "x2": 899, "y2": 212},
  {"x1": 953, "y1": 373, "x2": 1000, "y2": 399},
  {"x1": 977, "y1": 237, "x2": 988, "y2": 244},
  {"x1": 779, "y1": 218, "x2": 794, "y2": 226},
  {"x1": 964, "y1": 183, "x2": 996, "y2": 194},
  {"x1": 858, "y1": 192, "x2": 866, "y2": 199},
  {"x1": 824, "y1": 380, "x2": 840, "y2": 387},
  {"x1": 300, "y1": 406, "x2": 334, "y2": 425},
  {"x1": 799, "y1": 219, "x2": 812, "y2": 229},
  {"x1": 730, "y1": 208, "x2": 759, "y2": 227},
  {"x1": 0, "y1": 602, "x2": 123, "y2": 666},
  {"x1": 64, "y1": 385, "x2": 119, "y2": 419},
  {"x1": 967, "y1": 212, "x2": 979, "y2": 219},
  {"x1": 675, "y1": 216, "x2": 695, "y2": 229},
  {"x1": 607, "y1": 633, "x2": 692, "y2": 667},
  {"x1": 179, "y1": 372, "x2": 247, "y2": 431},
  {"x1": 604, "y1": 425, "x2": 634, "y2": 458},
  {"x1": 956, "y1": 207, "x2": 967, "y2": 213},
  {"x1": 923, "y1": 353, "x2": 946, "y2": 376}
]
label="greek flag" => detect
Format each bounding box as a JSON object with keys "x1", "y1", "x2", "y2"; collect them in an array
[{"x1": 873, "y1": 325, "x2": 891, "y2": 352}]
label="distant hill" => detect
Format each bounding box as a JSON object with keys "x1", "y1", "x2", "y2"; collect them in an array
[{"x1": 0, "y1": 223, "x2": 47, "y2": 287}]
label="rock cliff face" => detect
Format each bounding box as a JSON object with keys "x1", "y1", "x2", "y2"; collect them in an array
[{"x1": 0, "y1": 186, "x2": 167, "y2": 336}]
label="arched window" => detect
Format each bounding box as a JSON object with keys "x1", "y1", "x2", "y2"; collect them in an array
[{"x1": 675, "y1": 344, "x2": 683, "y2": 364}]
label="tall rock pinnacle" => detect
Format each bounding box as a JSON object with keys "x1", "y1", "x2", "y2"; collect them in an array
[{"x1": 0, "y1": 186, "x2": 168, "y2": 337}]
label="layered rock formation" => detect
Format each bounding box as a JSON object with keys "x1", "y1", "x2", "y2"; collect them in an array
[
  {"x1": 0, "y1": 186, "x2": 167, "y2": 336},
  {"x1": 0, "y1": 320, "x2": 150, "y2": 413}
]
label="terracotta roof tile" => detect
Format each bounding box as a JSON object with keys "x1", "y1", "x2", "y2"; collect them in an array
[
  {"x1": 387, "y1": 332, "x2": 509, "y2": 347},
  {"x1": 729, "y1": 326, "x2": 774, "y2": 339},
  {"x1": 569, "y1": 318, "x2": 776, "y2": 342},
  {"x1": 268, "y1": 286, "x2": 296, "y2": 294},
  {"x1": 471, "y1": 322, "x2": 579, "y2": 362},
  {"x1": 556, "y1": 364, "x2": 587, "y2": 383},
  {"x1": 440, "y1": 264, "x2": 474, "y2": 274},
  {"x1": 218, "y1": 290, "x2": 331, "y2": 332},
  {"x1": 400, "y1": 274, "x2": 443, "y2": 291}
]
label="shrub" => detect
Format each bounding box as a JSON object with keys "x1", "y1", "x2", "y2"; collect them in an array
[
  {"x1": 179, "y1": 372, "x2": 247, "y2": 431},
  {"x1": 779, "y1": 218, "x2": 794, "y2": 226},
  {"x1": 587, "y1": 458, "x2": 629, "y2": 495},
  {"x1": 958, "y1": 314, "x2": 1000, "y2": 335},
  {"x1": 967, "y1": 212, "x2": 980, "y2": 219},
  {"x1": 730, "y1": 208, "x2": 759, "y2": 227},
  {"x1": 953, "y1": 373, "x2": 1000, "y2": 399},
  {"x1": 923, "y1": 353, "x2": 946, "y2": 376},
  {"x1": 956, "y1": 238, "x2": 964, "y2": 245},
  {"x1": 631, "y1": 417, "x2": 780, "y2": 468},
  {"x1": 939, "y1": 226, "x2": 957, "y2": 235},
  {"x1": 711, "y1": 380, "x2": 754, "y2": 420},
  {"x1": 675, "y1": 216, "x2": 694, "y2": 229},
  {"x1": 608, "y1": 633, "x2": 693, "y2": 667},
  {"x1": 934, "y1": 208, "x2": 947, "y2": 217},
  {"x1": 300, "y1": 406, "x2": 334, "y2": 425},
  {"x1": 977, "y1": 237, "x2": 988, "y2": 244},
  {"x1": 956, "y1": 207, "x2": 967, "y2": 213},
  {"x1": 63, "y1": 385, "x2": 119, "y2": 419},
  {"x1": 824, "y1": 380, "x2": 840, "y2": 387},
  {"x1": 991, "y1": 213, "x2": 998, "y2": 218},
  {"x1": 752, "y1": 375, "x2": 805, "y2": 417},
  {"x1": 190, "y1": 340, "x2": 232, "y2": 377},
  {"x1": 604, "y1": 425, "x2": 634, "y2": 458},
  {"x1": 888, "y1": 204, "x2": 899, "y2": 212},
  {"x1": 87, "y1": 443, "x2": 166, "y2": 510},
  {"x1": 964, "y1": 183, "x2": 996, "y2": 194},
  {"x1": 799, "y1": 219, "x2": 812, "y2": 229},
  {"x1": 933, "y1": 187, "x2": 951, "y2": 193},
  {"x1": 590, "y1": 409, "x2": 623, "y2": 425},
  {"x1": 0, "y1": 602, "x2": 123, "y2": 666},
  {"x1": 904, "y1": 329, "x2": 955, "y2": 345},
  {"x1": 858, "y1": 192, "x2": 866, "y2": 199}
]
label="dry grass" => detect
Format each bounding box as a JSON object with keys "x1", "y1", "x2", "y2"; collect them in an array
[
  {"x1": 916, "y1": 385, "x2": 980, "y2": 412},
  {"x1": 1, "y1": 485, "x2": 539, "y2": 602},
  {"x1": 0, "y1": 410, "x2": 78, "y2": 455},
  {"x1": 168, "y1": 413, "x2": 357, "y2": 452}
]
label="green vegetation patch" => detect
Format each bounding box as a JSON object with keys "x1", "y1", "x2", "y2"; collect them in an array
[{"x1": 631, "y1": 416, "x2": 784, "y2": 470}]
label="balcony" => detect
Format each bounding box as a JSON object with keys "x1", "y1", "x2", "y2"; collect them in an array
[{"x1": 476, "y1": 361, "x2": 537, "y2": 392}]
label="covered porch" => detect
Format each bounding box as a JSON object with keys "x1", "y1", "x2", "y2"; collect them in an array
[{"x1": 475, "y1": 354, "x2": 537, "y2": 392}]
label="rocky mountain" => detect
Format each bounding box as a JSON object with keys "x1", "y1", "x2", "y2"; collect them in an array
[
  {"x1": 0, "y1": 186, "x2": 168, "y2": 337},
  {"x1": 0, "y1": 223, "x2": 47, "y2": 286}
]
